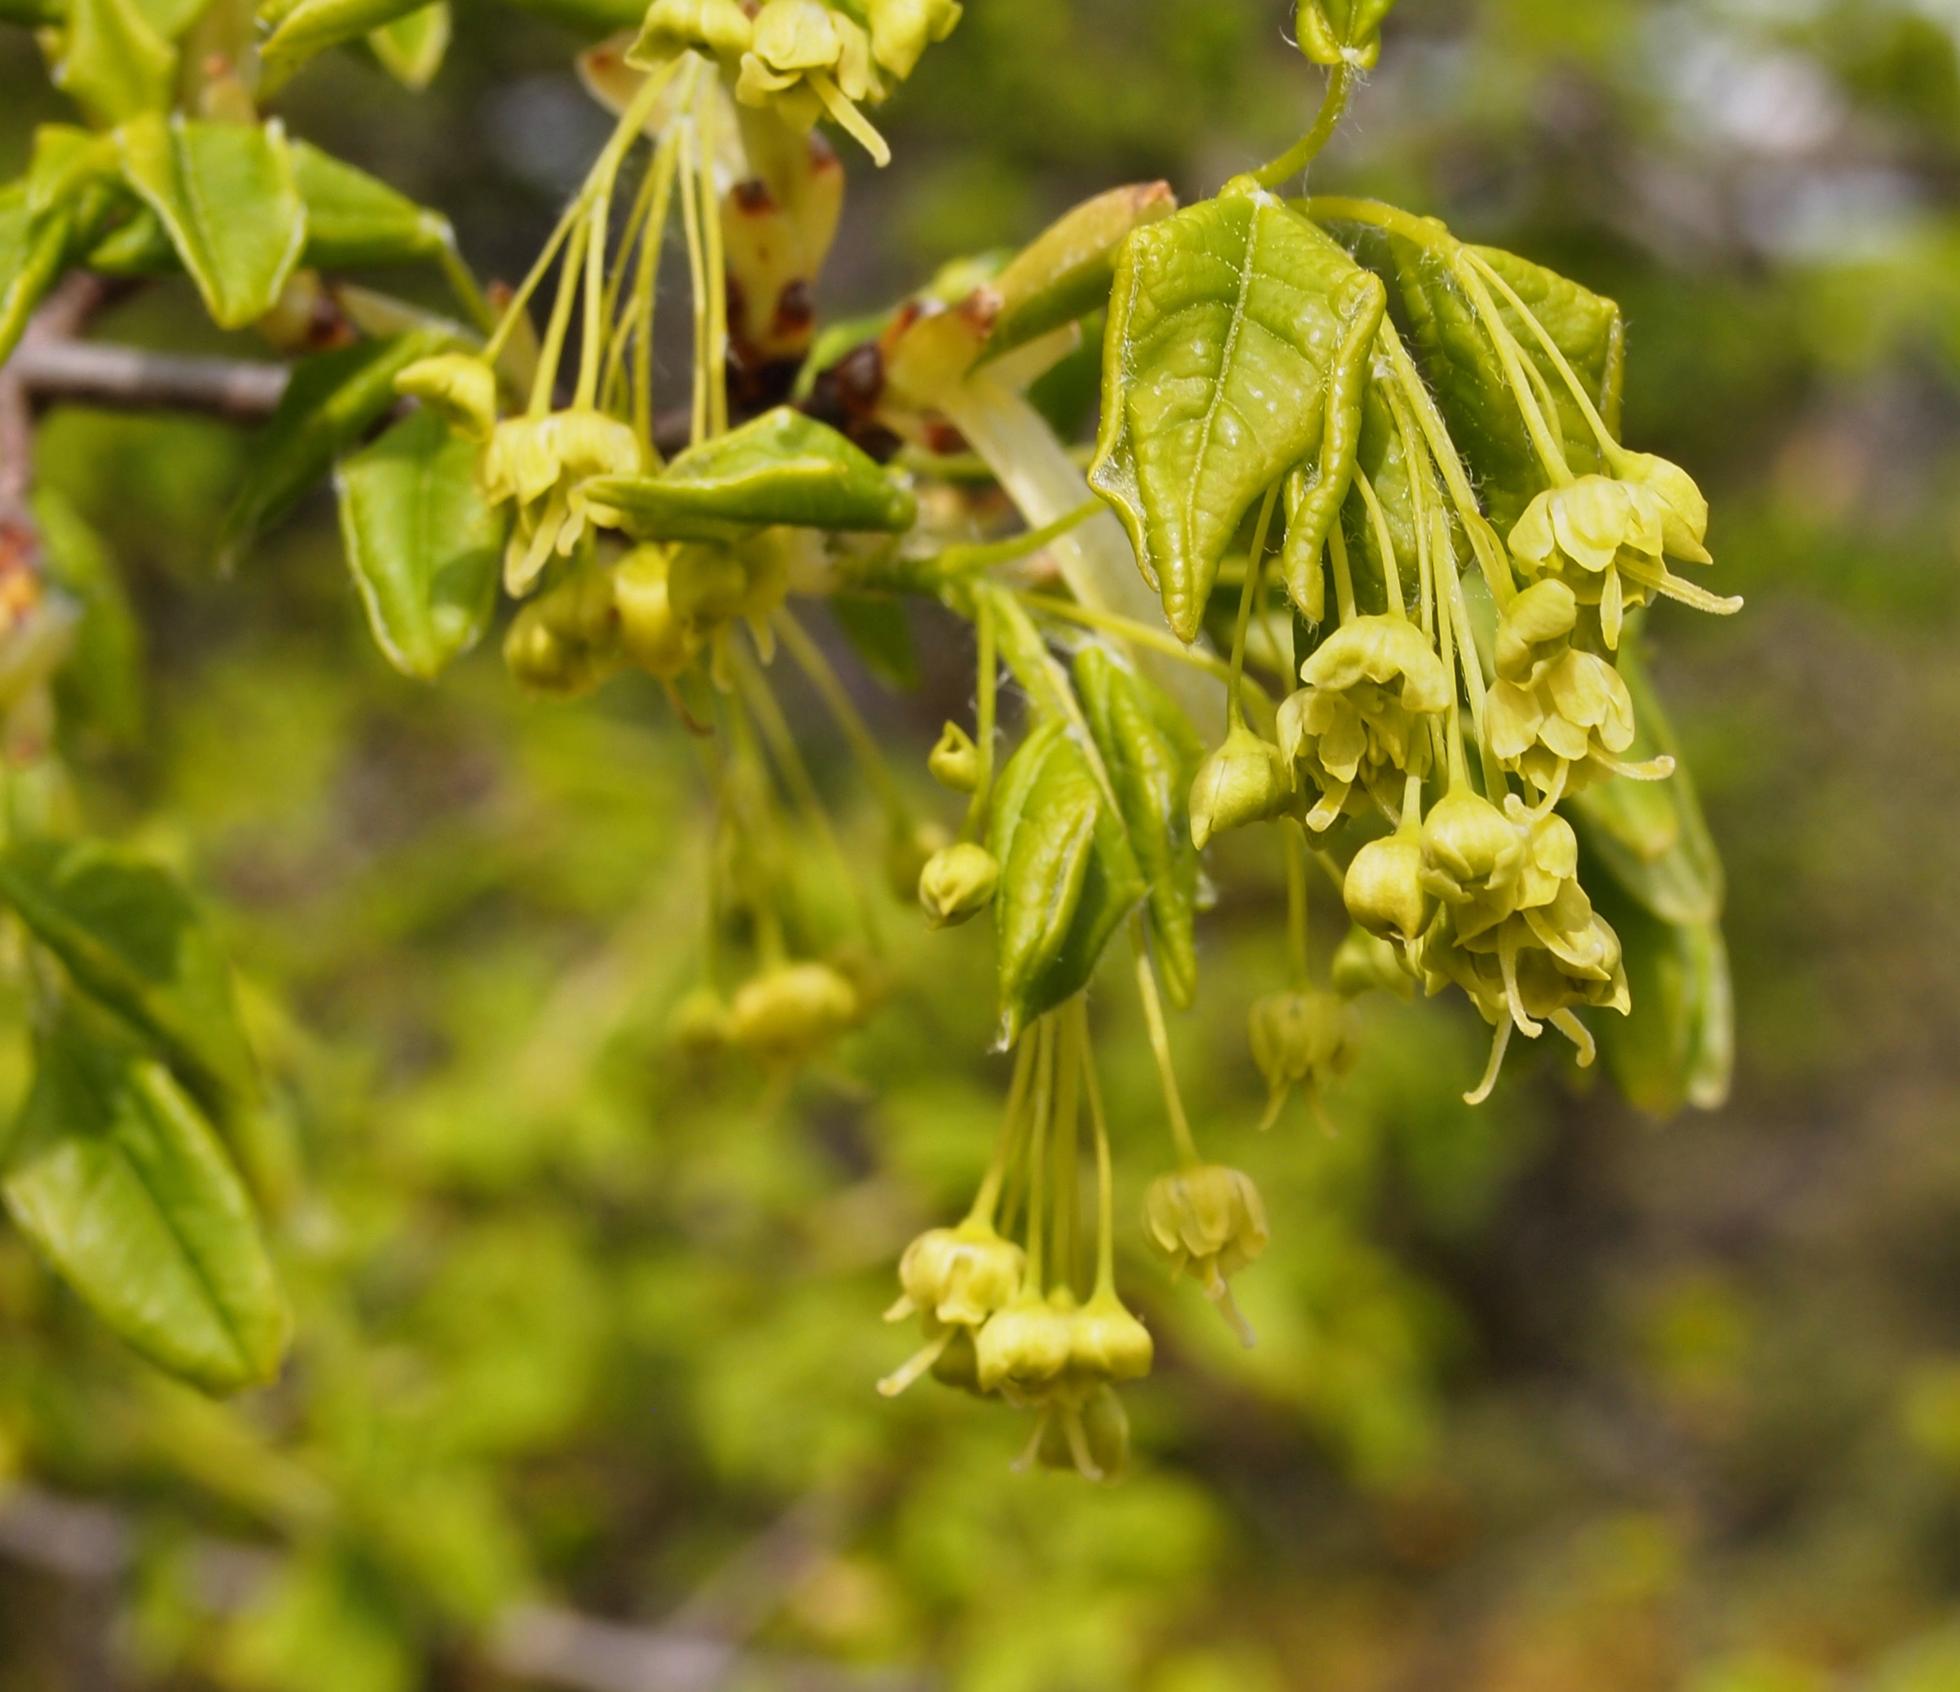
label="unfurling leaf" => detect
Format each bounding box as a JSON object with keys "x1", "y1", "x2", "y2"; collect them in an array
[
  {"x1": 1393, "y1": 238, "x2": 1624, "y2": 529},
  {"x1": 987, "y1": 181, "x2": 1176, "y2": 359},
  {"x1": 1072, "y1": 645, "x2": 1203, "y2": 1008},
  {"x1": 222, "y1": 328, "x2": 456, "y2": 562},
  {"x1": 582, "y1": 407, "x2": 917, "y2": 542},
  {"x1": 0, "y1": 839, "x2": 262, "y2": 1105},
  {"x1": 987, "y1": 718, "x2": 1146, "y2": 1044},
  {"x1": 115, "y1": 115, "x2": 308, "y2": 329},
  {"x1": 1090, "y1": 177, "x2": 1385, "y2": 642},
  {"x1": 1, "y1": 1013, "x2": 288, "y2": 1393},
  {"x1": 335, "y1": 409, "x2": 506, "y2": 680}
]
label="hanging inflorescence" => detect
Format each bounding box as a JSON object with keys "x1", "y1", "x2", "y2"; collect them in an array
[{"x1": 0, "y1": 0, "x2": 1736, "y2": 1448}]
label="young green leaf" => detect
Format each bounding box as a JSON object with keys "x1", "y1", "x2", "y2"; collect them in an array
[
  {"x1": 1393, "y1": 238, "x2": 1625, "y2": 529},
  {"x1": 220, "y1": 328, "x2": 456, "y2": 562},
  {"x1": 582, "y1": 406, "x2": 917, "y2": 543},
  {"x1": 52, "y1": 0, "x2": 175, "y2": 126},
  {"x1": 1090, "y1": 177, "x2": 1386, "y2": 642},
  {"x1": 115, "y1": 115, "x2": 308, "y2": 330},
  {"x1": 1570, "y1": 640, "x2": 1723, "y2": 927},
  {"x1": 1, "y1": 1013, "x2": 289, "y2": 1394},
  {"x1": 987, "y1": 181, "x2": 1176, "y2": 360},
  {"x1": 0, "y1": 185, "x2": 73, "y2": 367},
  {"x1": 1072, "y1": 644, "x2": 1203, "y2": 1008},
  {"x1": 291, "y1": 140, "x2": 455, "y2": 267},
  {"x1": 368, "y1": 1, "x2": 450, "y2": 88},
  {"x1": 0, "y1": 839, "x2": 262, "y2": 1107},
  {"x1": 261, "y1": 0, "x2": 433, "y2": 69},
  {"x1": 988, "y1": 718, "x2": 1147, "y2": 1044},
  {"x1": 335, "y1": 409, "x2": 507, "y2": 681}
]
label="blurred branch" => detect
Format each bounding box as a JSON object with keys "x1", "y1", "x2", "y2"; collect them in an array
[
  {"x1": 0, "y1": 1482, "x2": 928, "y2": 1692},
  {"x1": 9, "y1": 337, "x2": 291, "y2": 424}
]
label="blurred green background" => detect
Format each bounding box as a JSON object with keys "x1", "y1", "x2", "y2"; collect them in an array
[{"x1": 6, "y1": 1, "x2": 1960, "y2": 1688}]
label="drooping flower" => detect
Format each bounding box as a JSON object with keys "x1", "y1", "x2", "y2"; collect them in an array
[
  {"x1": 1142, "y1": 1163, "x2": 1270, "y2": 1344},
  {"x1": 1508, "y1": 471, "x2": 1738, "y2": 650},
  {"x1": 1247, "y1": 988, "x2": 1355, "y2": 1130},
  {"x1": 1278, "y1": 615, "x2": 1451, "y2": 829},
  {"x1": 482, "y1": 410, "x2": 645, "y2": 595}
]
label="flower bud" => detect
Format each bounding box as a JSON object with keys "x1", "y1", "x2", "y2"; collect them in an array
[
  {"x1": 974, "y1": 1292, "x2": 1073, "y2": 1397},
  {"x1": 1035, "y1": 1384, "x2": 1131, "y2": 1481},
  {"x1": 918, "y1": 842, "x2": 998, "y2": 928},
  {"x1": 612, "y1": 546, "x2": 700, "y2": 680},
  {"x1": 1331, "y1": 923, "x2": 1414, "y2": 1000},
  {"x1": 396, "y1": 353, "x2": 498, "y2": 440},
  {"x1": 892, "y1": 1218, "x2": 1023, "y2": 1327},
  {"x1": 1188, "y1": 723, "x2": 1292, "y2": 849},
  {"x1": 1248, "y1": 988, "x2": 1355, "y2": 1130},
  {"x1": 1143, "y1": 1164, "x2": 1269, "y2": 1343},
  {"x1": 1419, "y1": 788, "x2": 1523, "y2": 905},
  {"x1": 1343, "y1": 829, "x2": 1431, "y2": 942},
  {"x1": 725, "y1": 961, "x2": 863, "y2": 1065},
  {"x1": 927, "y1": 720, "x2": 982, "y2": 792},
  {"x1": 1493, "y1": 578, "x2": 1578, "y2": 682},
  {"x1": 1068, "y1": 1291, "x2": 1154, "y2": 1383},
  {"x1": 668, "y1": 985, "x2": 730, "y2": 1059},
  {"x1": 885, "y1": 818, "x2": 951, "y2": 903}
]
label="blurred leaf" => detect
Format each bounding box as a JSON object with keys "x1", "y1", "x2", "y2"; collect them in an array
[
  {"x1": 263, "y1": 0, "x2": 433, "y2": 71},
  {"x1": 0, "y1": 839, "x2": 261, "y2": 1107},
  {"x1": 52, "y1": 0, "x2": 175, "y2": 126},
  {"x1": 1596, "y1": 891, "x2": 1733, "y2": 1117},
  {"x1": 334, "y1": 409, "x2": 506, "y2": 680},
  {"x1": 829, "y1": 593, "x2": 918, "y2": 690},
  {"x1": 1091, "y1": 178, "x2": 1385, "y2": 641},
  {"x1": 31, "y1": 486, "x2": 145, "y2": 749},
  {"x1": 583, "y1": 407, "x2": 917, "y2": 542},
  {"x1": 221, "y1": 328, "x2": 455, "y2": 564},
  {"x1": 368, "y1": 1, "x2": 450, "y2": 88},
  {"x1": 291, "y1": 140, "x2": 454, "y2": 266},
  {"x1": 0, "y1": 184, "x2": 72, "y2": 367},
  {"x1": 115, "y1": 115, "x2": 307, "y2": 330},
  {"x1": 0, "y1": 1011, "x2": 287, "y2": 1393}
]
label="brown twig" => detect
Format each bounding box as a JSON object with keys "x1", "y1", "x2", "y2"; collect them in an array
[{"x1": 7, "y1": 337, "x2": 291, "y2": 424}]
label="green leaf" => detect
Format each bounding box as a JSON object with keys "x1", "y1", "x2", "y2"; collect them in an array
[
  {"x1": 1570, "y1": 640, "x2": 1723, "y2": 926},
  {"x1": 1594, "y1": 894, "x2": 1733, "y2": 1118},
  {"x1": 1, "y1": 1013, "x2": 288, "y2": 1393},
  {"x1": 1090, "y1": 177, "x2": 1386, "y2": 642},
  {"x1": 262, "y1": 0, "x2": 430, "y2": 70},
  {"x1": 0, "y1": 184, "x2": 73, "y2": 367},
  {"x1": 0, "y1": 839, "x2": 261, "y2": 1107},
  {"x1": 368, "y1": 0, "x2": 449, "y2": 87},
  {"x1": 115, "y1": 115, "x2": 308, "y2": 330},
  {"x1": 987, "y1": 181, "x2": 1176, "y2": 360},
  {"x1": 221, "y1": 328, "x2": 455, "y2": 563},
  {"x1": 52, "y1": 0, "x2": 175, "y2": 126},
  {"x1": 32, "y1": 487, "x2": 145, "y2": 749},
  {"x1": 828, "y1": 594, "x2": 917, "y2": 690},
  {"x1": 1392, "y1": 237, "x2": 1625, "y2": 531},
  {"x1": 582, "y1": 407, "x2": 917, "y2": 543},
  {"x1": 987, "y1": 718, "x2": 1146, "y2": 1044},
  {"x1": 1072, "y1": 644, "x2": 1203, "y2": 1009},
  {"x1": 290, "y1": 140, "x2": 454, "y2": 267},
  {"x1": 335, "y1": 409, "x2": 506, "y2": 681}
]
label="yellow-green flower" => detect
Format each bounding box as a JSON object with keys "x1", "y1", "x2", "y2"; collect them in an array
[
  {"x1": 482, "y1": 410, "x2": 644, "y2": 595},
  {"x1": 1279, "y1": 615, "x2": 1451, "y2": 829},
  {"x1": 1142, "y1": 1164, "x2": 1269, "y2": 1344},
  {"x1": 1508, "y1": 471, "x2": 1738, "y2": 649},
  {"x1": 1247, "y1": 988, "x2": 1355, "y2": 1130}
]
